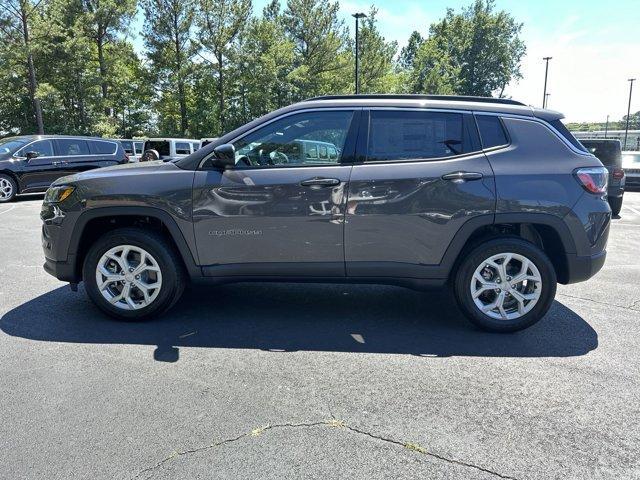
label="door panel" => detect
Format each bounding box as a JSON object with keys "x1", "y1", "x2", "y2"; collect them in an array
[
  {"x1": 345, "y1": 109, "x2": 495, "y2": 278},
  {"x1": 192, "y1": 108, "x2": 359, "y2": 277},
  {"x1": 18, "y1": 140, "x2": 71, "y2": 191},
  {"x1": 192, "y1": 165, "x2": 351, "y2": 276}
]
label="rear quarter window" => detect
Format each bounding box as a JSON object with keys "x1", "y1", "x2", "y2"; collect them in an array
[
  {"x1": 548, "y1": 120, "x2": 589, "y2": 153},
  {"x1": 476, "y1": 115, "x2": 509, "y2": 149}
]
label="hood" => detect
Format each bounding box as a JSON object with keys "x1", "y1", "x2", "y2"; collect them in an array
[{"x1": 52, "y1": 160, "x2": 175, "y2": 186}]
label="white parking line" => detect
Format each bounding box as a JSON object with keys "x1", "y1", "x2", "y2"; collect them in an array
[
  {"x1": 624, "y1": 204, "x2": 640, "y2": 216},
  {"x1": 0, "y1": 205, "x2": 16, "y2": 216}
]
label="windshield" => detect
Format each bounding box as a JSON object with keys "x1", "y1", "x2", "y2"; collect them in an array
[{"x1": 0, "y1": 137, "x2": 30, "y2": 155}]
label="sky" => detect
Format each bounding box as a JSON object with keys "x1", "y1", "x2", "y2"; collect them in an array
[{"x1": 131, "y1": 0, "x2": 640, "y2": 123}]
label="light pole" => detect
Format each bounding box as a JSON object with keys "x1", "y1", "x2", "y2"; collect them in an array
[
  {"x1": 605, "y1": 115, "x2": 609, "y2": 138},
  {"x1": 352, "y1": 12, "x2": 367, "y2": 94},
  {"x1": 545, "y1": 93, "x2": 550, "y2": 109},
  {"x1": 624, "y1": 78, "x2": 635, "y2": 150},
  {"x1": 542, "y1": 57, "x2": 552, "y2": 108}
]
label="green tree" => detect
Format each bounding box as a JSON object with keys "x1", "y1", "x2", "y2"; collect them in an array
[
  {"x1": 196, "y1": 0, "x2": 251, "y2": 134},
  {"x1": 398, "y1": 30, "x2": 422, "y2": 71},
  {"x1": 80, "y1": 0, "x2": 137, "y2": 116},
  {"x1": 142, "y1": 0, "x2": 195, "y2": 135},
  {"x1": 410, "y1": 0, "x2": 525, "y2": 96},
  {"x1": 357, "y1": 8, "x2": 397, "y2": 94},
  {"x1": 283, "y1": 0, "x2": 350, "y2": 98},
  {"x1": 0, "y1": 0, "x2": 47, "y2": 133}
]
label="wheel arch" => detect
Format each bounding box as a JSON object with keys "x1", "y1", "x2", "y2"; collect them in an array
[
  {"x1": 70, "y1": 207, "x2": 201, "y2": 280},
  {"x1": 444, "y1": 213, "x2": 577, "y2": 285},
  {"x1": 0, "y1": 170, "x2": 21, "y2": 194}
]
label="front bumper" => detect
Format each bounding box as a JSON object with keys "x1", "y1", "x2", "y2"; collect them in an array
[
  {"x1": 563, "y1": 250, "x2": 607, "y2": 284},
  {"x1": 43, "y1": 256, "x2": 78, "y2": 283}
]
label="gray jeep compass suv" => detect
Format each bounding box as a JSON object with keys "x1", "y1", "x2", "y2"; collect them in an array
[{"x1": 40, "y1": 95, "x2": 610, "y2": 332}]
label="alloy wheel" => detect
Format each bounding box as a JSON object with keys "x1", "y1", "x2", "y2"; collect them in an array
[
  {"x1": 95, "y1": 245, "x2": 163, "y2": 310},
  {"x1": 470, "y1": 252, "x2": 542, "y2": 320},
  {"x1": 0, "y1": 178, "x2": 13, "y2": 200}
]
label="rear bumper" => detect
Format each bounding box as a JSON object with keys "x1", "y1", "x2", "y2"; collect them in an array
[{"x1": 563, "y1": 250, "x2": 607, "y2": 284}]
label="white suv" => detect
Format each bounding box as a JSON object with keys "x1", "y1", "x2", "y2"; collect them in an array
[{"x1": 141, "y1": 138, "x2": 200, "y2": 162}]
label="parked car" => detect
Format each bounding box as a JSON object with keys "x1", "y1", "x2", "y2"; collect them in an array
[
  {"x1": 0, "y1": 135, "x2": 128, "y2": 203},
  {"x1": 140, "y1": 138, "x2": 200, "y2": 162},
  {"x1": 200, "y1": 138, "x2": 218, "y2": 149},
  {"x1": 622, "y1": 151, "x2": 640, "y2": 187},
  {"x1": 117, "y1": 139, "x2": 144, "y2": 162},
  {"x1": 40, "y1": 95, "x2": 610, "y2": 332},
  {"x1": 579, "y1": 139, "x2": 625, "y2": 215}
]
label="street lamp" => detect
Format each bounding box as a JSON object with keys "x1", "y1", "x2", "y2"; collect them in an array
[
  {"x1": 624, "y1": 78, "x2": 636, "y2": 150},
  {"x1": 352, "y1": 12, "x2": 367, "y2": 94},
  {"x1": 542, "y1": 57, "x2": 552, "y2": 108},
  {"x1": 545, "y1": 93, "x2": 550, "y2": 109}
]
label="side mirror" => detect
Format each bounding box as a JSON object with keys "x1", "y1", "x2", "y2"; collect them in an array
[
  {"x1": 212, "y1": 144, "x2": 236, "y2": 169},
  {"x1": 25, "y1": 151, "x2": 40, "y2": 160}
]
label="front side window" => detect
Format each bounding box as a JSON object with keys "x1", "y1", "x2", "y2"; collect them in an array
[
  {"x1": 175, "y1": 142, "x2": 191, "y2": 155},
  {"x1": 18, "y1": 140, "x2": 54, "y2": 157},
  {"x1": 228, "y1": 110, "x2": 354, "y2": 168},
  {"x1": 367, "y1": 110, "x2": 467, "y2": 162},
  {"x1": 56, "y1": 139, "x2": 90, "y2": 156}
]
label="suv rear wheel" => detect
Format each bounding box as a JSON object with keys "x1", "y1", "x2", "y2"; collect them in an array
[
  {"x1": 454, "y1": 238, "x2": 557, "y2": 332},
  {"x1": 0, "y1": 174, "x2": 17, "y2": 203},
  {"x1": 83, "y1": 228, "x2": 186, "y2": 320}
]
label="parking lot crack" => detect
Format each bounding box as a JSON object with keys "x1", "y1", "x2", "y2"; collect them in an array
[
  {"x1": 558, "y1": 292, "x2": 640, "y2": 312},
  {"x1": 131, "y1": 420, "x2": 518, "y2": 480}
]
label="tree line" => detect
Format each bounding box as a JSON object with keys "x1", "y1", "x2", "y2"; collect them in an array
[{"x1": 0, "y1": 0, "x2": 526, "y2": 139}]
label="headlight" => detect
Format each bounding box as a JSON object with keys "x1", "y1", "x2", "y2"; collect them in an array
[{"x1": 44, "y1": 185, "x2": 75, "y2": 204}]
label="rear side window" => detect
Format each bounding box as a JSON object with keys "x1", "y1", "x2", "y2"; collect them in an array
[
  {"x1": 476, "y1": 115, "x2": 508, "y2": 149},
  {"x1": 90, "y1": 140, "x2": 117, "y2": 155},
  {"x1": 549, "y1": 120, "x2": 588, "y2": 153},
  {"x1": 56, "y1": 139, "x2": 90, "y2": 156},
  {"x1": 120, "y1": 140, "x2": 134, "y2": 154},
  {"x1": 367, "y1": 110, "x2": 467, "y2": 162},
  {"x1": 175, "y1": 142, "x2": 191, "y2": 155}
]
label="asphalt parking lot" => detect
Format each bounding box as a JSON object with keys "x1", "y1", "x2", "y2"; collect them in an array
[{"x1": 1, "y1": 192, "x2": 639, "y2": 480}]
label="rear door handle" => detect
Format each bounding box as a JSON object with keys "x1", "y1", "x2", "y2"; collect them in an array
[
  {"x1": 300, "y1": 177, "x2": 341, "y2": 187},
  {"x1": 52, "y1": 161, "x2": 68, "y2": 166},
  {"x1": 441, "y1": 171, "x2": 483, "y2": 181}
]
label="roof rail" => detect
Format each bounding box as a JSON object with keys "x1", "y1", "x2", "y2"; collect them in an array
[{"x1": 307, "y1": 94, "x2": 527, "y2": 107}]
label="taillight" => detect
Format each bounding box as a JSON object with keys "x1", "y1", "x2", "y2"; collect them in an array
[
  {"x1": 575, "y1": 167, "x2": 608, "y2": 194},
  {"x1": 612, "y1": 167, "x2": 625, "y2": 180}
]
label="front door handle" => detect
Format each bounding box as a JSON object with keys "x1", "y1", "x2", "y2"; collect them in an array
[
  {"x1": 300, "y1": 177, "x2": 341, "y2": 187},
  {"x1": 441, "y1": 171, "x2": 483, "y2": 182}
]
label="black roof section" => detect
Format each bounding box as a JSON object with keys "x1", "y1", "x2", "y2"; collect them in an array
[{"x1": 308, "y1": 94, "x2": 527, "y2": 106}]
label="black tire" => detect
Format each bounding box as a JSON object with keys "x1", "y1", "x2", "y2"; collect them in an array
[
  {"x1": 608, "y1": 196, "x2": 623, "y2": 216},
  {"x1": 0, "y1": 173, "x2": 18, "y2": 203},
  {"x1": 83, "y1": 227, "x2": 187, "y2": 321},
  {"x1": 453, "y1": 238, "x2": 557, "y2": 333}
]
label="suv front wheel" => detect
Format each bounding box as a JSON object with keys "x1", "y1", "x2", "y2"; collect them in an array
[
  {"x1": 454, "y1": 238, "x2": 557, "y2": 332},
  {"x1": 83, "y1": 228, "x2": 186, "y2": 320}
]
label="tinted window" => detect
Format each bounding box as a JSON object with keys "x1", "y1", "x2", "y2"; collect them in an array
[
  {"x1": 175, "y1": 142, "x2": 191, "y2": 155},
  {"x1": 56, "y1": 139, "x2": 90, "y2": 156},
  {"x1": 120, "y1": 140, "x2": 134, "y2": 154},
  {"x1": 476, "y1": 115, "x2": 508, "y2": 148},
  {"x1": 228, "y1": 110, "x2": 354, "y2": 167},
  {"x1": 579, "y1": 140, "x2": 621, "y2": 167},
  {"x1": 367, "y1": 110, "x2": 466, "y2": 162},
  {"x1": 90, "y1": 140, "x2": 117, "y2": 155},
  {"x1": 19, "y1": 140, "x2": 54, "y2": 157},
  {"x1": 145, "y1": 141, "x2": 171, "y2": 157},
  {"x1": 549, "y1": 120, "x2": 588, "y2": 153}
]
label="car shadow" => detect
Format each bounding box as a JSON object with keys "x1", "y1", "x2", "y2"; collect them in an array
[{"x1": 0, "y1": 283, "x2": 598, "y2": 361}]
